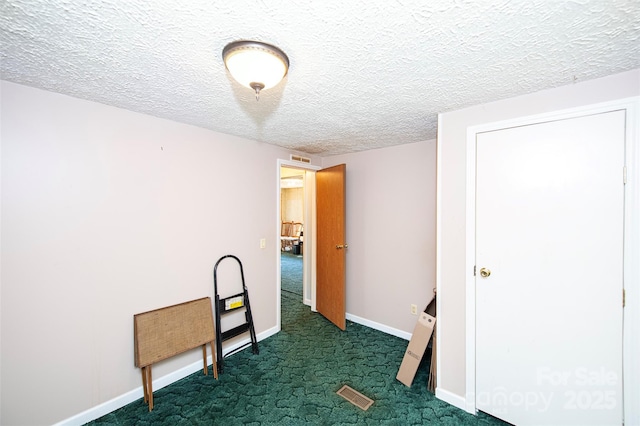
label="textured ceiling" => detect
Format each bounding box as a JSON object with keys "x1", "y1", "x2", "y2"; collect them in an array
[{"x1": 1, "y1": 1, "x2": 639, "y2": 156}]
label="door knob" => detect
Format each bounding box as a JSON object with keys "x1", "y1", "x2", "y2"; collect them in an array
[
  {"x1": 479, "y1": 267, "x2": 491, "y2": 278},
  {"x1": 336, "y1": 244, "x2": 349, "y2": 249}
]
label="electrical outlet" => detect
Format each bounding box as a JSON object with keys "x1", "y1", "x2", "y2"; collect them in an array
[
  {"x1": 260, "y1": 238, "x2": 266, "y2": 249},
  {"x1": 410, "y1": 304, "x2": 418, "y2": 315}
]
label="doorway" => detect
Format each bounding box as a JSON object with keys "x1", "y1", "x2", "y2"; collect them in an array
[
  {"x1": 463, "y1": 99, "x2": 640, "y2": 425},
  {"x1": 477, "y1": 111, "x2": 623, "y2": 425},
  {"x1": 277, "y1": 161, "x2": 320, "y2": 331},
  {"x1": 280, "y1": 166, "x2": 306, "y2": 306}
]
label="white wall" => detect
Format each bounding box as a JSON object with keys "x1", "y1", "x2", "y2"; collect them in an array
[
  {"x1": 323, "y1": 140, "x2": 437, "y2": 335},
  {"x1": 0, "y1": 81, "x2": 321, "y2": 425},
  {"x1": 436, "y1": 69, "x2": 640, "y2": 401}
]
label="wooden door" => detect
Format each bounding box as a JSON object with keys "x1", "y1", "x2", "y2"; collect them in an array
[
  {"x1": 316, "y1": 164, "x2": 346, "y2": 330},
  {"x1": 475, "y1": 111, "x2": 625, "y2": 425}
]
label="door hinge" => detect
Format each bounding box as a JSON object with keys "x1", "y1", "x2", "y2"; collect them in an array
[
  {"x1": 474, "y1": 265, "x2": 476, "y2": 276},
  {"x1": 623, "y1": 289, "x2": 626, "y2": 308},
  {"x1": 623, "y1": 166, "x2": 627, "y2": 185}
]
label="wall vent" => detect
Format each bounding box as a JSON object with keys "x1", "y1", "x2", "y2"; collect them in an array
[{"x1": 290, "y1": 154, "x2": 311, "y2": 163}]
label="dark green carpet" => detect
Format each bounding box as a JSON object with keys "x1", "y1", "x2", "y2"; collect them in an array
[
  {"x1": 281, "y1": 252, "x2": 303, "y2": 296},
  {"x1": 87, "y1": 261, "x2": 507, "y2": 425}
]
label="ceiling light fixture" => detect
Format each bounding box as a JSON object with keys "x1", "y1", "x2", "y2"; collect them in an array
[{"x1": 222, "y1": 40, "x2": 289, "y2": 101}]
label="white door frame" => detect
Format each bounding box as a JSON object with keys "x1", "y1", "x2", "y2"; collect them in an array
[
  {"x1": 277, "y1": 159, "x2": 321, "y2": 331},
  {"x1": 463, "y1": 97, "x2": 640, "y2": 422}
]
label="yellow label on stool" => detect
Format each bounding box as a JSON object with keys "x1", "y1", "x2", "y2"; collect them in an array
[{"x1": 225, "y1": 296, "x2": 244, "y2": 310}]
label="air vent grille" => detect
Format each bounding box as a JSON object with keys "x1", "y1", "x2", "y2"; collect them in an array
[
  {"x1": 290, "y1": 154, "x2": 311, "y2": 163},
  {"x1": 336, "y1": 385, "x2": 374, "y2": 411}
]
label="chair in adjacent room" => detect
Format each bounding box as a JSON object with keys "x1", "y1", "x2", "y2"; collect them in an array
[{"x1": 281, "y1": 221, "x2": 303, "y2": 251}]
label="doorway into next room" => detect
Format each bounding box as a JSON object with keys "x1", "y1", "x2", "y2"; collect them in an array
[{"x1": 280, "y1": 167, "x2": 305, "y2": 316}]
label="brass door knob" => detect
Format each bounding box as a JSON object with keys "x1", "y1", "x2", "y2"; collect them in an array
[
  {"x1": 336, "y1": 244, "x2": 349, "y2": 249},
  {"x1": 479, "y1": 267, "x2": 491, "y2": 278}
]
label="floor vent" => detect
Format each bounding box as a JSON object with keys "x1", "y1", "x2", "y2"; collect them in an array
[{"x1": 336, "y1": 385, "x2": 374, "y2": 411}]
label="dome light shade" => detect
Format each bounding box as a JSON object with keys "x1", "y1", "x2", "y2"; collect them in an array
[{"x1": 222, "y1": 40, "x2": 289, "y2": 100}]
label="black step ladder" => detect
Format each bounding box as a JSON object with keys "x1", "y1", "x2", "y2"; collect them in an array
[{"x1": 213, "y1": 255, "x2": 259, "y2": 373}]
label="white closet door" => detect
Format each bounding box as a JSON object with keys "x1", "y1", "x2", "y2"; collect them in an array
[{"x1": 475, "y1": 110, "x2": 625, "y2": 425}]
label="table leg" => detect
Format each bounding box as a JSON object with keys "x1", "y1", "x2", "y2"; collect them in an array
[
  {"x1": 147, "y1": 365, "x2": 153, "y2": 411},
  {"x1": 141, "y1": 367, "x2": 148, "y2": 404},
  {"x1": 202, "y1": 344, "x2": 208, "y2": 375}
]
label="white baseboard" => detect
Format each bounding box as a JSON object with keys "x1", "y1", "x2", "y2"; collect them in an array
[
  {"x1": 346, "y1": 313, "x2": 412, "y2": 341},
  {"x1": 220, "y1": 325, "x2": 279, "y2": 356},
  {"x1": 52, "y1": 357, "x2": 209, "y2": 426},
  {"x1": 52, "y1": 386, "x2": 141, "y2": 426},
  {"x1": 54, "y1": 325, "x2": 280, "y2": 426},
  {"x1": 435, "y1": 387, "x2": 472, "y2": 414},
  {"x1": 55, "y1": 319, "x2": 420, "y2": 426}
]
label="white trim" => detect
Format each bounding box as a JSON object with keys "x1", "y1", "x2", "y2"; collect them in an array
[
  {"x1": 53, "y1": 384, "x2": 143, "y2": 426},
  {"x1": 435, "y1": 113, "x2": 444, "y2": 397},
  {"x1": 622, "y1": 98, "x2": 640, "y2": 426},
  {"x1": 276, "y1": 162, "x2": 283, "y2": 334},
  {"x1": 346, "y1": 312, "x2": 411, "y2": 341},
  {"x1": 467, "y1": 97, "x2": 639, "y2": 135},
  {"x1": 303, "y1": 169, "x2": 317, "y2": 310},
  {"x1": 278, "y1": 159, "x2": 321, "y2": 171},
  {"x1": 435, "y1": 387, "x2": 467, "y2": 412},
  {"x1": 464, "y1": 97, "x2": 640, "y2": 423},
  {"x1": 464, "y1": 122, "x2": 478, "y2": 415},
  {"x1": 53, "y1": 326, "x2": 279, "y2": 426},
  {"x1": 277, "y1": 159, "x2": 321, "y2": 326},
  {"x1": 221, "y1": 325, "x2": 279, "y2": 357}
]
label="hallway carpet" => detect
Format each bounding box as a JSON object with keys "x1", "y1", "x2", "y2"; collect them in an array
[
  {"x1": 281, "y1": 252, "x2": 303, "y2": 296},
  {"x1": 87, "y1": 259, "x2": 506, "y2": 425}
]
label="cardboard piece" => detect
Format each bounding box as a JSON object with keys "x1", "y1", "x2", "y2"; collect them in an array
[
  {"x1": 396, "y1": 296, "x2": 436, "y2": 387},
  {"x1": 427, "y1": 329, "x2": 437, "y2": 392}
]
